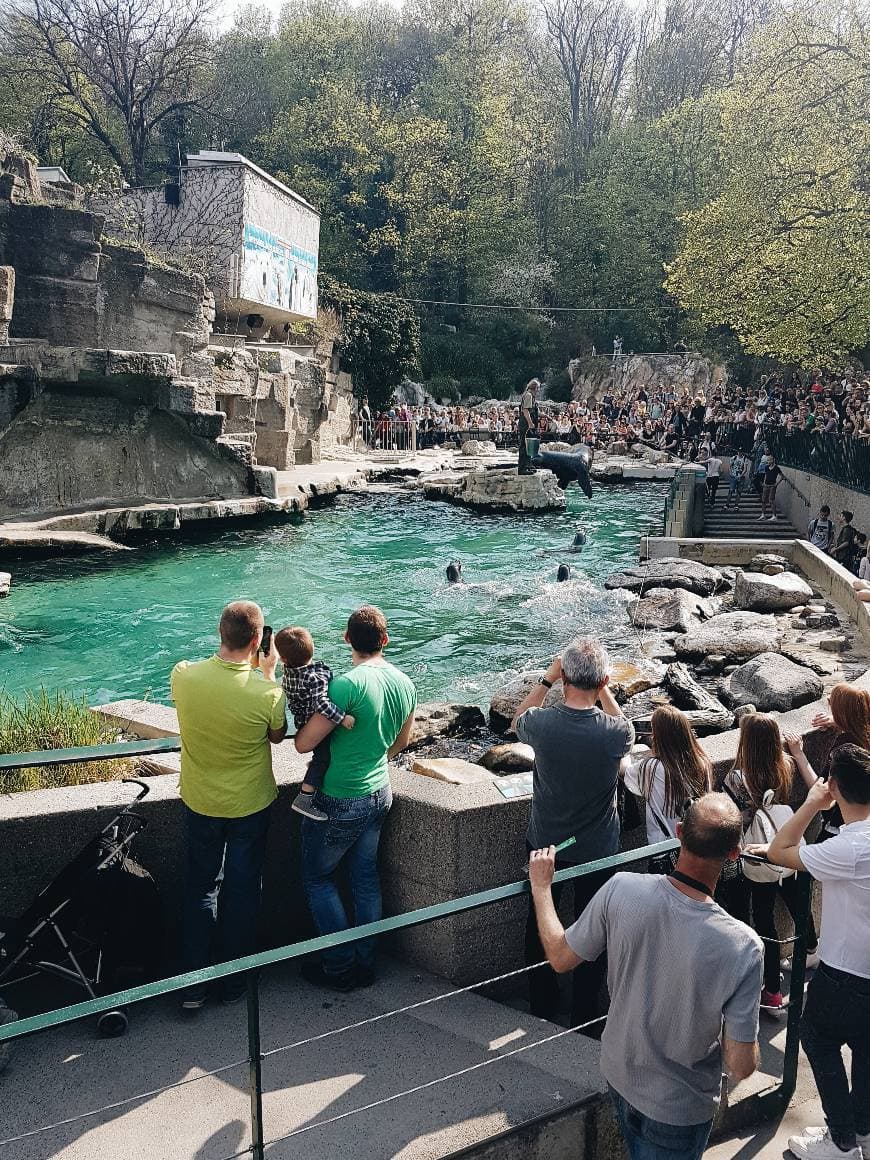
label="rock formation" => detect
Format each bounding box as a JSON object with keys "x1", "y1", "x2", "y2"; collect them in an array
[
  {"x1": 733, "y1": 571, "x2": 814, "y2": 612},
  {"x1": 727, "y1": 653, "x2": 823, "y2": 712},
  {"x1": 673, "y1": 611, "x2": 783, "y2": 659},
  {"x1": 605, "y1": 557, "x2": 726, "y2": 597},
  {"x1": 424, "y1": 468, "x2": 565, "y2": 513}
]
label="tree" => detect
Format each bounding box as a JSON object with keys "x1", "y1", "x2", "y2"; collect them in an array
[
  {"x1": 4, "y1": 0, "x2": 217, "y2": 183},
  {"x1": 666, "y1": 4, "x2": 870, "y2": 365}
]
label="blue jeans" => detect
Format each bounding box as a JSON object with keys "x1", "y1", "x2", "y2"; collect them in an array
[
  {"x1": 301, "y1": 784, "x2": 392, "y2": 975},
  {"x1": 181, "y1": 803, "x2": 272, "y2": 991},
  {"x1": 609, "y1": 1087, "x2": 713, "y2": 1160}
]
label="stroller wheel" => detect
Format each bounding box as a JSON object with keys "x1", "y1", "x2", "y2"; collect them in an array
[{"x1": 97, "y1": 1009, "x2": 128, "y2": 1038}]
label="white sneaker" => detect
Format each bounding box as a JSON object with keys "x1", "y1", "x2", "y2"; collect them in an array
[
  {"x1": 857, "y1": 1133, "x2": 870, "y2": 1160},
  {"x1": 788, "y1": 1126, "x2": 862, "y2": 1160}
]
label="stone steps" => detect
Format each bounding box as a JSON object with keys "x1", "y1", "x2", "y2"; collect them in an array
[{"x1": 703, "y1": 494, "x2": 799, "y2": 541}]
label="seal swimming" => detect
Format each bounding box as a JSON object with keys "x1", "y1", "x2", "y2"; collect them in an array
[
  {"x1": 557, "y1": 564, "x2": 572, "y2": 582},
  {"x1": 446, "y1": 561, "x2": 463, "y2": 583}
]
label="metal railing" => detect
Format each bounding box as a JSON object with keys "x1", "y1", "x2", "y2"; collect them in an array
[
  {"x1": 767, "y1": 429, "x2": 870, "y2": 496},
  {"x1": 0, "y1": 740, "x2": 812, "y2": 1157}
]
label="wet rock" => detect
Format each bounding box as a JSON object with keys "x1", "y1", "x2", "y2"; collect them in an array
[
  {"x1": 411, "y1": 757, "x2": 496, "y2": 786},
  {"x1": 408, "y1": 702, "x2": 487, "y2": 749},
  {"x1": 734, "y1": 704, "x2": 757, "y2": 722},
  {"x1": 673, "y1": 611, "x2": 783, "y2": 659},
  {"x1": 610, "y1": 660, "x2": 665, "y2": 701},
  {"x1": 479, "y1": 742, "x2": 536, "y2": 773},
  {"x1": 733, "y1": 571, "x2": 813, "y2": 612},
  {"x1": 695, "y1": 654, "x2": 727, "y2": 675},
  {"x1": 665, "y1": 662, "x2": 734, "y2": 731},
  {"x1": 728, "y1": 652, "x2": 823, "y2": 713},
  {"x1": 819, "y1": 636, "x2": 848, "y2": 653},
  {"x1": 490, "y1": 671, "x2": 562, "y2": 731},
  {"x1": 605, "y1": 557, "x2": 726, "y2": 597},
  {"x1": 0, "y1": 571, "x2": 9, "y2": 597},
  {"x1": 802, "y1": 614, "x2": 840, "y2": 630},
  {"x1": 626, "y1": 587, "x2": 716, "y2": 633}
]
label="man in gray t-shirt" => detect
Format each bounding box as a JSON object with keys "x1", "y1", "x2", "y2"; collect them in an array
[
  {"x1": 513, "y1": 638, "x2": 634, "y2": 1029},
  {"x1": 530, "y1": 793, "x2": 762, "y2": 1160}
]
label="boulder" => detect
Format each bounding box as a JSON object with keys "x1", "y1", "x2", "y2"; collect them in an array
[
  {"x1": 749, "y1": 552, "x2": 790, "y2": 572},
  {"x1": 460, "y1": 439, "x2": 497, "y2": 456},
  {"x1": 490, "y1": 670, "x2": 562, "y2": 731},
  {"x1": 728, "y1": 653, "x2": 823, "y2": 713},
  {"x1": 0, "y1": 571, "x2": 9, "y2": 597},
  {"x1": 437, "y1": 467, "x2": 566, "y2": 512},
  {"x1": 664, "y1": 662, "x2": 734, "y2": 731},
  {"x1": 819, "y1": 636, "x2": 848, "y2": 653},
  {"x1": 610, "y1": 660, "x2": 665, "y2": 701},
  {"x1": 540, "y1": 441, "x2": 574, "y2": 454},
  {"x1": 673, "y1": 611, "x2": 783, "y2": 659},
  {"x1": 733, "y1": 571, "x2": 813, "y2": 612},
  {"x1": 802, "y1": 613, "x2": 840, "y2": 630},
  {"x1": 627, "y1": 587, "x2": 716, "y2": 633},
  {"x1": 411, "y1": 757, "x2": 496, "y2": 786},
  {"x1": 479, "y1": 742, "x2": 536, "y2": 773},
  {"x1": 605, "y1": 557, "x2": 726, "y2": 597},
  {"x1": 408, "y1": 702, "x2": 487, "y2": 749},
  {"x1": 734, "y1": 704, "x2": 757, "y2": 722}
]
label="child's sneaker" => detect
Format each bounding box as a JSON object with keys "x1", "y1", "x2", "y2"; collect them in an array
[{"x1": 291, "y1": 791, "x2": 328, "y2": 822}]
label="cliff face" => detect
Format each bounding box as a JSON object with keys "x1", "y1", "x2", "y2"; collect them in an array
[
  {"x1": 568, "y1": 352, "x2": 726, "y2": 401},
  {"x1": 0, "y1": 149, "x2": 356, "y2": 524}
]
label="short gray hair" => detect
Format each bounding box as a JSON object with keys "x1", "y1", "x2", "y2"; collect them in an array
[{"x1": 561, "y1": 638, "x2": 610, "y2": 690}]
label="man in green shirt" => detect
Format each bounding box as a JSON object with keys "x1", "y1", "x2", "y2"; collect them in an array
[
  {"x1": 171, "y1": 600, "x2": 287, "y2": 1008},
  {"x1": 295, "y1": 606, "x2": 416, "y2": 989}
]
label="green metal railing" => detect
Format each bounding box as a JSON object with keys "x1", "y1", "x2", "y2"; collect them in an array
[{"x1": 0, "y1": 740, "x2": 812, "y2": 1156}]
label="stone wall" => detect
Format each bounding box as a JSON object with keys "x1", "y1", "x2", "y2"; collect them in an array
[
  {"x1": 779, "y1": 466, "x2": 870, "y2": 541},
  {"x1": 568, "y1": 352, "x2": 725, "y2": 402}
]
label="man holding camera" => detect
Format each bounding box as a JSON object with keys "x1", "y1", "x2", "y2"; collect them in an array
[
  {"x1": 511, "y1": 638, "x2": 634, "y2": 1030},
  {"x1": 171, "y1": 600, "x2": 287, "y2": 1008}
]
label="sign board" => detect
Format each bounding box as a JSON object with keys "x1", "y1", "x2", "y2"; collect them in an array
[{"x1": 241, "y1": 223, "x2": 318, "y2": 319}]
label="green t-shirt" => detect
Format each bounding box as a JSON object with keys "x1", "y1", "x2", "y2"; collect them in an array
[
  {"x1": 322, "y1": 660, "x2": 417, "y2": 798},
  {"x1": 171, "y1": 656, "x2": 286, "y2": 818}
]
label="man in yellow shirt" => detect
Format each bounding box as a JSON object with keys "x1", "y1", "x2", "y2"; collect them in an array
[{"x1": 171, "y1": 600, "x2": 287, "y2": 1008}]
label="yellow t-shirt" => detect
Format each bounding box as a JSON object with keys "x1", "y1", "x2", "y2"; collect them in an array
[{"x1": 171, "y1": 656, "x2": 286, "y2": 818}]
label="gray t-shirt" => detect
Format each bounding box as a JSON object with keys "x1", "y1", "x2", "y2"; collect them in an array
[
  {"x1": 516, "y1": 705, "x2": 634, "y2": 862},
  {"x1": 567, "y1": 873, "x2": 763, "y2": 1125}
]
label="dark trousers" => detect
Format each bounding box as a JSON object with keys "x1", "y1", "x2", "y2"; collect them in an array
[
  {"x1": 518, "y1": 420, "x2": 533, "y2": 472},
  {"x1": 181, "y1": 803, "x2": 272, "y2": 994},
  {"x1": 525, "y1": 858, "x2": 612, "y2": 1030},
  {"x1": 749, "y1": 876, "x2": 818, "y2": 993},
  {"x1": 801, "y1": 964, "x2": 870, "y2": 1151},
  {"x1": 706, "y1": 476, "x2": 719, "y2": 504},
  {"x1": 303, "y1": 736, "x2": 332, "y2": 789}
]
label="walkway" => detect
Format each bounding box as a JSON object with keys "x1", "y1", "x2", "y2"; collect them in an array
[{"x1": 703, "y1": 488, "x2": 800, "y2": 541}]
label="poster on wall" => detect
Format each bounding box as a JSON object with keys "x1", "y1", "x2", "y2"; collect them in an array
[{"x1": 241, "y1": 223, "x2": 318, "y2": 318}]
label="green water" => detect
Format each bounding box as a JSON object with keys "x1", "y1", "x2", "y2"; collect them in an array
[{"x1": 0, "y1": 486, "x2": 667, "y2": 707}]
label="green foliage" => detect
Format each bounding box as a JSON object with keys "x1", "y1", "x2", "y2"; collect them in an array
[
  {"x1": 320, "y1": 276, "x2": 421, "y2": 409},
  {"x1": 421, "y1": 311, "x2": 552, "y2": 399},
  {"x1": 0, "y1": 689, "x2": 130, "y2": 793},
  {"x1": 666, "y1": 6, "x2": 870, "y2": 366}
]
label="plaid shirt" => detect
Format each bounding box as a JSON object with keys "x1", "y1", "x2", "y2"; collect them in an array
[{"x1": 281, "y1": 660, "x2": 345, "y2": 729}]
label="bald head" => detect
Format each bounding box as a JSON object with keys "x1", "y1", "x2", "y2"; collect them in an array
[
  {"x1": 219, "y1": 600, "x2": 263, "y2": 652},
  {"x1": 680, "y1": 793, "x2": 742, "y2": 861}
]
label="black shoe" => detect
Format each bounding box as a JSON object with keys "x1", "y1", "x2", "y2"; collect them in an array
[
  {"x1": 301, "y1": 960, "x2": 356, "y2": 992},
  {"x1": 355, "y1": 966, "x2": 377, "y2": 988}
]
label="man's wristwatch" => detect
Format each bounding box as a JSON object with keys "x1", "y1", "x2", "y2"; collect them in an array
[{"x1": 538, "y1": 677, "x2": 553, "y2": 689}]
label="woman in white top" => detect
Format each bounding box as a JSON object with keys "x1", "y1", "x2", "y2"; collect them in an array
[{"x1": 624, "y1": 706, "x2": 712, "y2": 842}]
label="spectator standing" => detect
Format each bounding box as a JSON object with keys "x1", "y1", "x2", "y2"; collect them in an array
[
  {"x1": 171, "y1": 601, "x2": 287, "y2": 1009},
  {"x1": 808, "y1": 505, "x2": 836, "y2": 553},
  {"x1": 511, "y1": 639, "x2": 634, "y2": 1030},
  {"x1": 832, "y1": 511, "x2": 858, "y2": 568},
  {"x1": 623, "y1": 706, "x2": 712, "y2": 859},
  {"x1": 294, "y1": 606, "x2": 416, "y2": 990},
  {"x1": 759, "y1": 453, "x2": 782, "y2": 520},
  {"x1": 759, "y1": 748, "x2": 870, "y2": 1160},
  {"x1": 529, "y1": 794, "x2": 762, "y2": 1160},
  {"x1": 359, "y1": 397, "x2": 373, "y2": 446},
  {"x1": 705, "y1": 451, "x2": 722, "y2": 506},
  {"x1": 725, "y1": 451, "x2": 749, "y2": 509}
]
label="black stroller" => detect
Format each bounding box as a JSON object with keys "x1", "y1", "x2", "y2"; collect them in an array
[{"x1": 0, "y1": 779, "x2": 164, "y2": 1037}]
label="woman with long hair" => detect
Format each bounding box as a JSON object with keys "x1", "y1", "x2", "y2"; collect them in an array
[
  {"x1": 624, "y1": 706, "x2": 712, "y2": 843},
  {"x1": 721, "y1": 714, "x2": 819, "y2": 1011},
  {"x1": 787, "y1": 683, "x2": 870, "y2": 839}
]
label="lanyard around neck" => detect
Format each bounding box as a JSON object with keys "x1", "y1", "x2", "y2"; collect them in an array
[{"x1": 669, "y1": 869, "x2": 712, "y2": 897}]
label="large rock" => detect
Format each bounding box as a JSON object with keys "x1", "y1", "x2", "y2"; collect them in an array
[
  {"x1": 605, "y1": 557, "x2": 725, "y2": 597},
  {"x1": 425, "y1": 468, "x2": 565, "y2": 512},
  {"x1": 408, "y1": 702, "x2": 487, "y2": 749},
  {"x1": 664, "y1": 662, "x2": 734, "y2": 732},
  {"x1": 490, "y1": 670, "x2": 563, "y2": 731},
  {"x1": 479, "y1": 742, "x2": 536, "y2": 772},
  {"x1": 733, "y1": 571, "x2": 814, "y2": 612},
  {"x1": 626, "y1": 587, "x2": 715, "y2": 633},
  {"x1": 673, "y1": 611, "x2": 783, "y2": 659},
  {"x1": 609, "y1": 660, "x2": 664, "y2": 701},
  {"x1": 460, "y1": 439, "x2": 497, "y2": 456},
  {"x1": 411, "y1": 757, "x2": 496, "y2": 786},
  {"x1": 728, "y1": 653, "x2": 823, "y2": 712}
]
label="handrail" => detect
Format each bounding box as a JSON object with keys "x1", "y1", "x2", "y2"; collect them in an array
[{"x1": 0, "y1": 735, "x2": 181, "y2": 770}]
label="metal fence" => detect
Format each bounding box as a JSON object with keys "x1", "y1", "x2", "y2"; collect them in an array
[
  {"x1": 767, "y1": 430, "x2": 870, "y2": 496},
  {"x1": 0, "y1": 740, "x2": 812, "y2": 1157}
]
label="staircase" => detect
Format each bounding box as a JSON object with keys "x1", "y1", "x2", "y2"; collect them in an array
[{"x1": 702, "y1": 488, "x2": 800, "y2": 540}]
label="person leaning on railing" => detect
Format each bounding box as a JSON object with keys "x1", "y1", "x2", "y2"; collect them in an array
[
  {"x1": 171, "y1": 600, "x2": 288, "y2": 1010},
  {"x1": 529, "y1": 793, "x2": 762, "y2": 1160}
]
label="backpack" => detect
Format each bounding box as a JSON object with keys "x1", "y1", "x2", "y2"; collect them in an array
[{"x1": 742, "y1": 792, "x2": 797, "y2": 883}]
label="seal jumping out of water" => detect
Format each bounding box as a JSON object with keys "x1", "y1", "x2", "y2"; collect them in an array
[
  {"x1": 446, "y1": 561, "x2": 463, "y2": 583},
  {"x1": 557, "y1": 564, "x2": 572, "y2": 582},
  {"x1": 532, "y1": 444, "x2": 593, "y2": 498}
]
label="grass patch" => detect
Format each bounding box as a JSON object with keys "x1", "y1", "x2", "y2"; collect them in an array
[{"x1": 0, "y1": 690, "x2": 132, "y2": 793}]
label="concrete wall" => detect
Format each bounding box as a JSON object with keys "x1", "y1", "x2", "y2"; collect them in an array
[{"x1": 780, "y1": 465, "x2": 870, "y2": 539}]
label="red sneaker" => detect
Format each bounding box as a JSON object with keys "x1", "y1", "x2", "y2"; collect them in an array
[{"x1": 760, "y1": 989, "x2": 784, "y2": 1012}]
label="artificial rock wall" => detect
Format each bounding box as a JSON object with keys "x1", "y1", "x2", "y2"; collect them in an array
[{"x1": 568, "y1": 352, "x2": 725, "y2": 402}]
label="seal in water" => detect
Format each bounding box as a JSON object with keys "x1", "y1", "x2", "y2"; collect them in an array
[
  {"x1": 532, "y1": 444, "x2": 593, "y2": 498},
  {"x1": 446, "y1": 560, "x2": 463, "y2": 583},
  {"x1": 571, "y1": 528, "x2": 587, "y2": 553},
  {"x1": 557, "y1": 564, "x2": 572, "y2": 582}
]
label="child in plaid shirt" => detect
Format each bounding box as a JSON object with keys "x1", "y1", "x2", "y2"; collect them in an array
[{"x1": 275, "y1": 626, "x2": 355, "y2": 822}]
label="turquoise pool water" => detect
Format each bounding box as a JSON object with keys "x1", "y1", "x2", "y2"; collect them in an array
[{"x1": 0, "y1": 486, "x2": 667, "y2": 707}]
